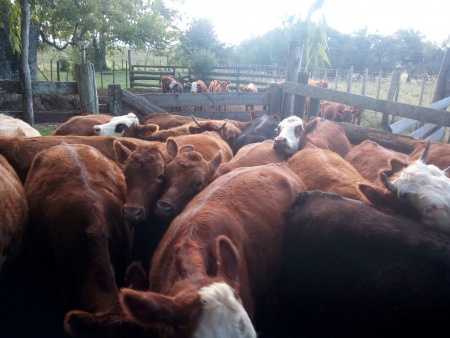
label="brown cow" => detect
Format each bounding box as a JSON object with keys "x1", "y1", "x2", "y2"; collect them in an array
[
  {"x1": 304, "y1": 79, "x2": 328, "y2": 116},
  {"x1": 345, "y1": 140, "x2": 409, "y2": 187},
  {"x1": 142, "y1": 112, "x2": 206, "y2": 129},
  {"x1": 238, "y1": 83, "x2": 258, "y2": 111},
  {"x1": 119, "y1": 164, "x2": 305, "y2": 337},
  {"x1": 161, "y1": 75, "x2": 183, "y2": 112},
  {"x1": 0, "y1": 154, "x2": 27, "y2": 273},
  {"x1": 0, "y1": 135, "x2": 148, "y2": 183},
  {"x1": 408, "y1": 140, "x2": 450, "y2": 170},
  {"x1": 286, "y1": 146, "x2": 417, "y2": 218},
  {"x1": 51, "y1": 114, "x2": 113, "y2": 136},
  {"x1": 273, "y1": 117, "x2": 352, "y2": 158},
  {"x1": 22, "y1": 143, "x2": 135, "y2": 336},
  {"x1": 209, "y1": 79, "x2": 231, "y2": 111},
  {"x1": 216, "y1": 139, "x2": 288, "y2": 178},
  {"x1": 262, "y1": 190, "x2": 450, "y2": 337},
  {"x1": 320, "y1": 100, "x2": 361, "y2": 124},
  {"x1": 0, "y1": 114, "x2": 41, "y2": 137}
]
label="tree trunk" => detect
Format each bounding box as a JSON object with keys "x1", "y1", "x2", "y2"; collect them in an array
[{"x1": 18, "y1": 0, "x2": 34, "y2": 126}]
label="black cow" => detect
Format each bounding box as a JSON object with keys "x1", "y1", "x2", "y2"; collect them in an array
[
  {"x1": 232, "y1": 113, "x2": 279, "y2": 154},
  {"x1": 255, "y1": 190, "x2": 450, "y2": 337}
]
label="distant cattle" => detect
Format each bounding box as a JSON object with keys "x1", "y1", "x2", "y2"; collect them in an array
[
  {"x1": 0, "y1": 154, "x2": 27, "y2": 274},
  {"x1": 273, "y1": 117, "x2": 352, "y2": 158},
  {"x1": 216, "y1": 140, "x2": 288, "y2": 178},
  {"x1": 304, "y1": 79, "x2": 328, "y2": 116},
  {"x1": 0, "y1": 135, "x2": 147, "y2": 182},
  {"x1": 320, "y1": 100, "x2": 361, "y2": 124},
  {"x1": 0, "y1": 114, "x2": 41, "y2": 137},
  {"x1": 381, "y1": 141, "x2": 450, "y2": 232},
  {"x1": 232, "y1": 113, "x2": 279, "y2": 154},
  {"x1": 208, "y1": 79, "x2": 231, "y2": 111},
  {"x1": 345, "y1": 140, "x2": 409, "y2": 187},
  {"x1": 119, "y1": 164, "x2": 305, "y2": 337},
  {"x1": 238, "y1": 83, "x2": 258, "y2": 111},
  {"x1": 51, "y1": 114, "x2": 112, "y2": 136},
  {"x1": 22, "y1": 143, "x2": 135, "y2": 337},
  {"x1": 92, "y1": 113, "x2": 159, "y2": 139},
  {"x1": 262, "y1": 190, "x2": 450, "y2": 337},
  {"x1": 161, "y1": 75, "x2": 183, "y2": 112},
  {"x1": 186, "y1": 79, "x2": 208, "y2": 112}
]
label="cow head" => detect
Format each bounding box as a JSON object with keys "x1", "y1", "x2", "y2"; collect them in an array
[
  {"x1": 336, "y1": 107, "x2": 361, "y2": 124},
  {"x1": 190, "y1": 82, "x2": 198, "y2": 93},
  {"x1": 93, "y1": 113, "x2": 139, "y2": 137},
  {"x1": 119, "y1": 236, "x2": 256, "y2": 338},
  {"x1": 114, "y1": 139, "x2": 180, "y2": 223},
  {"x1": 381, "y1": 141, "x2": 450, "y2": 231},
  {"x1": 273, "y1": 116, "x2": 318, "y2": 156},
  {"x1": 155, "y1": 148, "x2": 222, "y2": 222},
  {"x1": 217, "y1": 80, "x2": 231, "y2": 92}
]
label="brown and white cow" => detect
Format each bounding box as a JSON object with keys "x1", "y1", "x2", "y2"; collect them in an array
[
  {"x1": 92, "y1": 113, "x2": 159, "y2": 140},
  {"x1": 0, "y1": 154, "x2": 27, "y2": 273},
  {"x1": 320, "y1": 100, "x2": 361, "y2": 124},
  {"x1": 345, "y1": 139, "x2": 409, "y2": 187},
  {"x1": 22, "y1": 143, "x2": 135, "y2": 336},
  {"x1": 120, "y1": 164, "x2": 305, "y2": 337},
  {"x1": 0, "y1": 114, "x2": 41, "y2": 137},
  {"x1": 161, "y1": 75, "x2": 184, "y2": 112},
  {"x1": 209, "y1": 79, "x2": 231, "y2": 111},
  {"x1": 0, "y1": 135, "x2": 148, "y2": 183},
  {"x1": 263, "y1": 190, "x2": 450, "y2": 337},
  {"x1": 381, "y1": 141, "x2": 450, "y2": 232},
  {"x1": 51, "y1": 114, "x2": 113, "y2": 136},
  {"x1": 238, "y1": 83, "x2": 258, "y2": 111},
  {"x1": 187, "y1": 79, "x2": 208, "y2": 112},
  {"x1": 273, "y1": 116, "x2": 352, "y2": 158}
]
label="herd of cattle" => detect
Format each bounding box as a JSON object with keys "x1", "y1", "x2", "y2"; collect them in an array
[
  {"x1": 0, "y1": 104, "x2": 450, "y2": 337},
  {"x1": 162, "y1": 75, "x2": 363, "y2": 123}
]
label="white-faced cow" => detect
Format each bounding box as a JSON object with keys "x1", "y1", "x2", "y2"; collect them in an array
[
  {"x1": 93, "y1": 113, "x2": 159, "y2": 140},
  {"x1": 238, "y1": 83, "x2": 258, "y2": 111}
]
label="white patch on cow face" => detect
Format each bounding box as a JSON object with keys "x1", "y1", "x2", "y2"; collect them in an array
[
  {"x1": 93, "y1": 113, "x2": 139, "y2": 137},
  {"x1": 392, "y1": 160, "x2": 450, "y2": 232},
  {"x1": 169, "y1": 80, "x2": 177, "y2": 90},
  {"x1": 273, "y1": 116, "x2": 305, "y2": 155},
  {"x1": 191, "y1": 82, "x2": 198, "y2": 93},
  {"x1": 193, "y1": 282, "x2": 256, "y2": 338}
]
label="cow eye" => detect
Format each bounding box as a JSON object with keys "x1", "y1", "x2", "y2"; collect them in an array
[
  {"x1": 194, "y1": 181, "x2": 203, "y2": 190},
  {"x1": 114, "y1": 124, "x2": 127, "y2": 133},
  {"x1": 424, "y1": 205, "x2": 436, "y2": 215},
  {"x1": 157, "y1": 174, "x2": 165, "y2": 181}
]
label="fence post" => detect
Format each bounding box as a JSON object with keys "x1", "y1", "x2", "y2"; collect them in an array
[
  {"x1": 128, "y1": 50, "x2": 133, "y2": 88},
  {"x1": 294, "y1": 72, "x2": 309, "y2": 119},
  {"x1": 108, "y1": 84, "x2": 122, "y2": 116},
  {"x1": 50, "y1": 59, "x2": 53, "y2": 81},
  {"x1": 56, "y1": 61, "x2": 61, "y2": 82},
  {"x1": 376, "y1": 71, "x2": 383, "y2": 99},
  {"x1": 100, "y1": 60, "x2": 104, "y2": 89},
  {"x1": 113, "y1": 61, "x2": 115, "y2": 84},
  {"x1": 382, "y1": 69, "x2": 401, "y2": 129},
  {"x1": 334, "y1": 69, "x2": 339, "y2": 90},
  {"x1": 125, "y1": 60, "x2": 128, "y2": 88},
  {"x1": 346, "y1": 66, "x2": 353, "y2": 92},
  {"x1": 280, "y1": 40, "x2": 302, "y2": 120},
  {"x1": 419, "y1": 78, "x2": 427, "y2": 106},
  {"x1": 361, "y1": 68, "x2": 368, "y2": 96},
  {"x1": 75, "y1": 61, "x2": 99, "y2": 114}
]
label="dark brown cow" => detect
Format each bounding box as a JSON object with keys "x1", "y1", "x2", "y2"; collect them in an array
[
  {"x1": 161, "y1": 75, "x2": 183, "y2": 112},
  {"x1": 238, "y1": 83, "x2": 258, "y2": 111},
  {"x1": 273, "y1": 117, "x2": 352, "y2": 158},
  {"x1": 119, "y1": 164, "x2": 305, "y2": 337},
  {"x1": 286, "y1": 146, "x2": 417, "y2": 218},
  {"x1": 0, "y1": 154, "x2": 27, "y2": 273},
  {"x1": 208, "y1": 79, "x2": 231, "y2": 111},
  {"x1": 345, "y1": 139, "x2": 409, "y2": 187},
  {"x1": 51, "y1": 114, "x2": 113, "y2": 136},
  {"x1": 0, "y1": 135, "x2": 148, "y2": 183},
  {"x1": 260, "y1": 190, "x2": 450, "y2": 337},
  {"x1": 22, "y1": 143, "x2": 135, "y2": 337},
  {"x1": 216, "y1": 139, "x2": 288, "y2": 177},
  {"x1": 320, "y1": 100, "x2": 361, "y2": 124}
]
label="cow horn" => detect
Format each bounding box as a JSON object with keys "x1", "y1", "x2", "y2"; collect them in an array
[
  {"x1": 219, "y1": 122, "x2": 227, "y2": 131},
  {"x1": 419, "y1": 140, "x2": 431, "y2": 163},
  {"x1": 444, "y1": 166, "x2": 450, "y2": 176},
  {"x1": 191, "y1": 115, "x2": 201, "y2": 126},
  {"x1": 381, "y1": 173, "x2": 397, "y2": 193}
]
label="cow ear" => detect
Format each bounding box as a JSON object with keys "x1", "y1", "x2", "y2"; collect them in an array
[
  {"x1": 113, "y1": 140, "x2": 132, "y2": 166},
  {"x1": 304, "y1": 117, "x2": 319, "y2": 134},
  {"x1": 179, "y1": 145, "x2": 195, "y2": 154},
  {"x1": 216, "y1": 235, "x2": 239, "y2": 284},
  {"x1": 166, "y1": 138, "x2": 179, "y2": 158},
  {"x1": 357, "y1": 182, "x2": 403, "y2": 210},
  {"x1": 138, "y1": 124, "x2": 159, "y2": 140},
  {"x1": 250, "y1": 111, "x2": 258, "y2": 120},
  {"x1": 352, "y1": 109, "x2": 360, "y2": 116},
  {"x1": 388, "y1": 158, "x2": 408, "y2": 175},
  {"x1": 188, "y1": 125, "x2": 201, "y2": 134},
  {"x1": 337, "y1": 109, "x2": 345, "y2": 116},
  {"x1": 208, "y1": 151, "x2": 222, "y2": 178},
  {"x1": 119, "y1": 288, "x2": 177, "y2": 327}
]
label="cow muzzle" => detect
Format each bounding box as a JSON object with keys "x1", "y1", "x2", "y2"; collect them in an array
[
  {"x1": 122, "y1": 205, "x2": 145, "y2": 223},
  {"x1": 273, "y1": 137, "x2": 290, "y2": 153},
  {"x1": 155, "y1": 200, "x2": 176, "y2": 221}
]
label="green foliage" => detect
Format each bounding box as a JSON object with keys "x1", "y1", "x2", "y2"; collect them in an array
[
  {"x1": 305, "y1": 17, "x2": 331, "y2": 71},
  {"x1": 187, "y1": 48, "x2": 218, "y2": 79},
  {"x1": 0, "y1": 0, "x2": 22, "y2": 53}
]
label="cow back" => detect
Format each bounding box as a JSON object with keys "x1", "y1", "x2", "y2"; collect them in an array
[{"x1": 51, "y1": 114, "x2": 112, "y2": 136}]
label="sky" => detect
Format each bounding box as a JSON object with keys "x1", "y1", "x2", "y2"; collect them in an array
[{"x1": 175, "y1": 0, "x2": 449, "y2": 46}]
